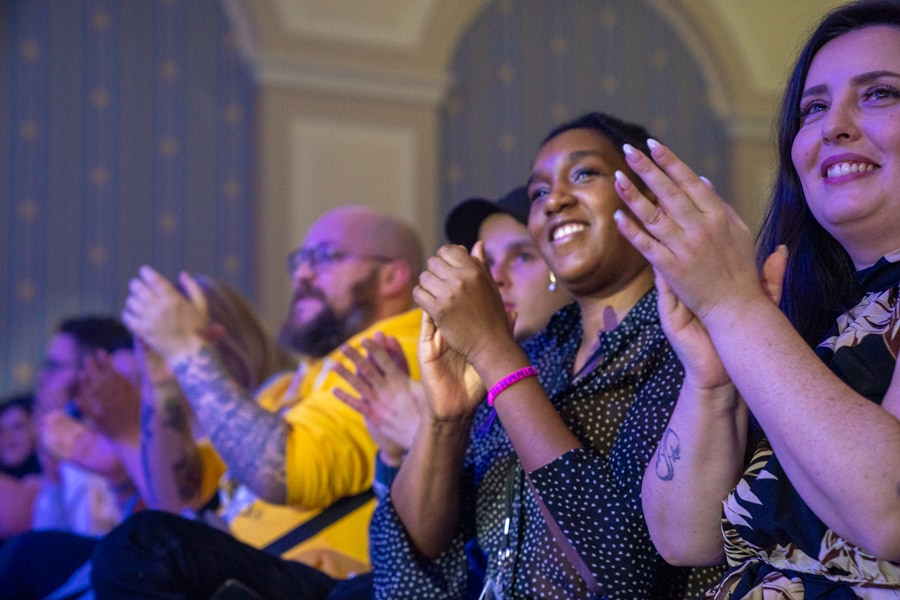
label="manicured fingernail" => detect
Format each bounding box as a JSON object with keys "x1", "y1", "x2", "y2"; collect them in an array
[
  {"x1": 647, "y1": 138, "x2": 660, "y2": 150},
  {"x1": 613, "y1": 209, "x2": 625, "y2": 222},
  {"x1": 614, "y1": 170, "x2": 631, "y2": 188},
  {"x1": 622, "y1": 143, "x2": 636, "y2": 157},
  {"x1": 699, "y1": 175, "x2": 712, "y2": 187}
]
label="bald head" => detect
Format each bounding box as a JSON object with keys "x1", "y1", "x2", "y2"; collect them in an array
[{"x1": 307, "y1": 205, "x2": 424, "y2": 282}]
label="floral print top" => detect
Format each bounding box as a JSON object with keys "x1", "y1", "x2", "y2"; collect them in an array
[{"x1": 707, "y1": 252, "x2": 900, "y2": 599}]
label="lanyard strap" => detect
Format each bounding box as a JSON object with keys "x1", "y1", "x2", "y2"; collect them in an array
[{"x1": 495, "y1": 464, "x2": 603, "y2": 594}]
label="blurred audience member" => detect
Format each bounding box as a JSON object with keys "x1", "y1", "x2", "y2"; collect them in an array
[
  {"x1": 32, "y1": 316, "x2": 136, "y2": 537},
  {"x1": 0, "y1": 394, "x2": 40, "y2": 479},
  {"x1": 0, "y1": 275, "x2": 296, "y2": 600},
  {"x1": 0, "y1": 394, "x2": 41, "y2": 544}
]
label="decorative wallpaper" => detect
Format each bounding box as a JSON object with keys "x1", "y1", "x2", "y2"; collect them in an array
[
  {"x1": 442, "y1": 0, "x2": 727, "y2": 215},
  {"x1": 1, "y1": 0, "x2": 255, "y2": 395},
  {"x1": 1, "y1": 0, "x2": 728, "y2": 396}
]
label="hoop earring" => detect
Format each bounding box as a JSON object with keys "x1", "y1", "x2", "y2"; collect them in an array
[{"x1": 548, "y1": 271, "x2": 557, "y2": 292}]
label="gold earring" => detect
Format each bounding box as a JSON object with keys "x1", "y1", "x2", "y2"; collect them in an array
[{"x1": 548, "y1": 271, "x2": 557, "y2": 292}]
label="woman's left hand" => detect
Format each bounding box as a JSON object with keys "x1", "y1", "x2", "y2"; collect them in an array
[
  {"x1": 655, "y1": 270, "x2": 730, "y2": 391},
  {"x1": 613, "y1": 140, "x2": 767, "y2": 326}
]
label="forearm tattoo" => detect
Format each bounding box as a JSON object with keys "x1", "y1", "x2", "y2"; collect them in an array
[
  {"x1": 172, "y1": 346, "x2": 288, "y2": 503},
  {"x1": 655, "y1": 428, "x2": 681, "y2": 481},
  {"x1": 140, "y1": 401, "x2": 160, "y2": 507},
  {"x1": 141, "y1": 387, "x2": 202, "y2": 505},
  {"x1": 162, "y1": 394, "x2": 202, "y2": 502}
]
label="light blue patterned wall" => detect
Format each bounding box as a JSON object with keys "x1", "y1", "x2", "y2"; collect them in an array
[
  {"x1": 442, "y1": 0, "x2": 727, "y2": 215},
  {"x1": 1, "y1": 0, "x2": 255, "y2": 395},
  {"x1": 1, "y1": 0, "x2": 727, "y2": 395}
]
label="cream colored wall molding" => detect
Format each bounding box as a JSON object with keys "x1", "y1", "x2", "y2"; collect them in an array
[
  {"x1": 256, "y1": 54, "x2": 453, "y2": 106},
  {"x1": 226, "y1": 0, "x2": 846, "y2": 324},
  {"x1": 645, "y1": 0, "x2": 735, "y2": 121},
  {"x1": 220, "y1": 0, "x2": 261, "y2": 67},
  {"x1": 268, "y1": 0, "x2": 439, "y2": 50}
]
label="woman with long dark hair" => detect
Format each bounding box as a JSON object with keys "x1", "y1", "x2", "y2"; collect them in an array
[{"x1": 616, "y1": 1, "x2": 900, "y2": 595}]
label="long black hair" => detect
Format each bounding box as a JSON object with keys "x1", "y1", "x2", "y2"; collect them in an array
[{"x1": 756, "y1": 0, "x2": 900, "y2": 346}]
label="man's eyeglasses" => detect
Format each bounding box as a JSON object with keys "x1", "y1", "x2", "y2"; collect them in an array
[{"x1": 287, "y1": 245, "x2": 394, "y2": 272}]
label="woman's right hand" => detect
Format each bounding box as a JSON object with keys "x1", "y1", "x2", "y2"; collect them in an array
[
  {"x1": 413, "y1": 243, "x2": 517, "y2": 373},
  {"x1": 656, "y1": 245, "x2": 787, "y2": 394},
  {"x1": 613, "y1": 141, "x2": 766, "y2": 327}
]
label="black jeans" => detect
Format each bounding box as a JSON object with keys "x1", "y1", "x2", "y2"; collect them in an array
[
  {"x1": 91, "y1": 510, "x2": 369, "y2": 600},
  {"x1": 0, "y1": 529, "x2": 96, "y2": 600}
]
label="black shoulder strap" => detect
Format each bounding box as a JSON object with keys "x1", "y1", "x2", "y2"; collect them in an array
[{"x1": 262, "y1": 488, "x2": 375, "y2": 557}]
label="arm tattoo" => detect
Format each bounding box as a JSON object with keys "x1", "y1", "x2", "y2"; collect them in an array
[
  {"x1": 140, "y1": 401, "x2": 160, "y2": 507},
  {"x1": 160, "y1": 396, "x2": 203, "y2": 502},
  {"x1": 173, "y1": 346, "x2": 288, "y2": 503},
  {"x1": 655, "y1": 428, "x2": 681, "y2": 481},
  {"x1": 142, "y1": 386, "x2": 203, "y2": 507}
]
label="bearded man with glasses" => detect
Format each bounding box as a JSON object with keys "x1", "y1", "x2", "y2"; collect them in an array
[{"x1": 93, "y1": 205, "x2": 424, "y2": 600}]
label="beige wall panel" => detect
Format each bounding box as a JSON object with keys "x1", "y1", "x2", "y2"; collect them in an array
[
  {"x1": 728, "y1": 134, "x2": 778, "y2": 237},
  {"x1": 255, "y1": 88, "x2": 440, "y2": 329},
  {"x1": 287, "y1": 117, "x2": 419, "y2": 241}
]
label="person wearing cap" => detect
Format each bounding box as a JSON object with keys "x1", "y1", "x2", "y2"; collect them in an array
[{"x1": 333, "y1": 186, "x2": 571, "y2": 500}]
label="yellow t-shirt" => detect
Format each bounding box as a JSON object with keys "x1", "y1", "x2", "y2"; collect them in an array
[{"x1": 218, "y1": 308, "x2": 422, "y2": 578}]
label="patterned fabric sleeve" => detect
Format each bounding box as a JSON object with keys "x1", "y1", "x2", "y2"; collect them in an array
[
  {"x1": 370, "y1": 463, "x2": 478, "y2": 599},
  {"x1": 372, "y1": 453, "x2": 400, "y2": 501},
  {"x1": 528, "y1": 341, "x2": 687, "y2": 597}
]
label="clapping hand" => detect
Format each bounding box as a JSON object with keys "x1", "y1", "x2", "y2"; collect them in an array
[
  {"x1": 122, "y1": 266, "x2": 210, "y2": 362},
  {"x1": 76, "y1": 350, "x2": 141, "y2": 443},
  {"x1": 615, "y1": 141, "x2": 788, "y2": 391},
  {"x1": 333, "y1": 333, "x2": 424, "y2": 466}
]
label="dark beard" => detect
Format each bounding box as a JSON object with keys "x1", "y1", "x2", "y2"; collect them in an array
[{"x1": 278, "y1": 270, "x2": 379, "y2": 359}]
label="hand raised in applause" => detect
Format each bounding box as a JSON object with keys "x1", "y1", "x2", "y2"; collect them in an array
[
  {"x1": 639, "y1": 165, "x2": 789, "y2": 394},
  {"x1": 413, "y1": 243, "x2": 516, "y2": 372},
  {"x1": 122, "y1": 266, "x2": 210, "y2": 363},
  {"x1": 333, "y1": 332, "x2": 423, "y2": 466},
  {"x1": 613, "y1": 140, "x2": 772, "y2": 327},
  {"x1": 414, "y1": 243, "x2": 500, "y2": 422},
  {"x1": 76, "y1": 350, "x2": 141, "y2": 444}
]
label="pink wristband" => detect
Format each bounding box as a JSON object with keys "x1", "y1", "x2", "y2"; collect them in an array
[{"x1": 487, "y1": 366, "x2": 538, "y2": 407}]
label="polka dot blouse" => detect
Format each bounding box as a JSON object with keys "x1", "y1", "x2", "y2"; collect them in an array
[{"x1": 371, "y1": 291, "x2": 696, "y2": 599}]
